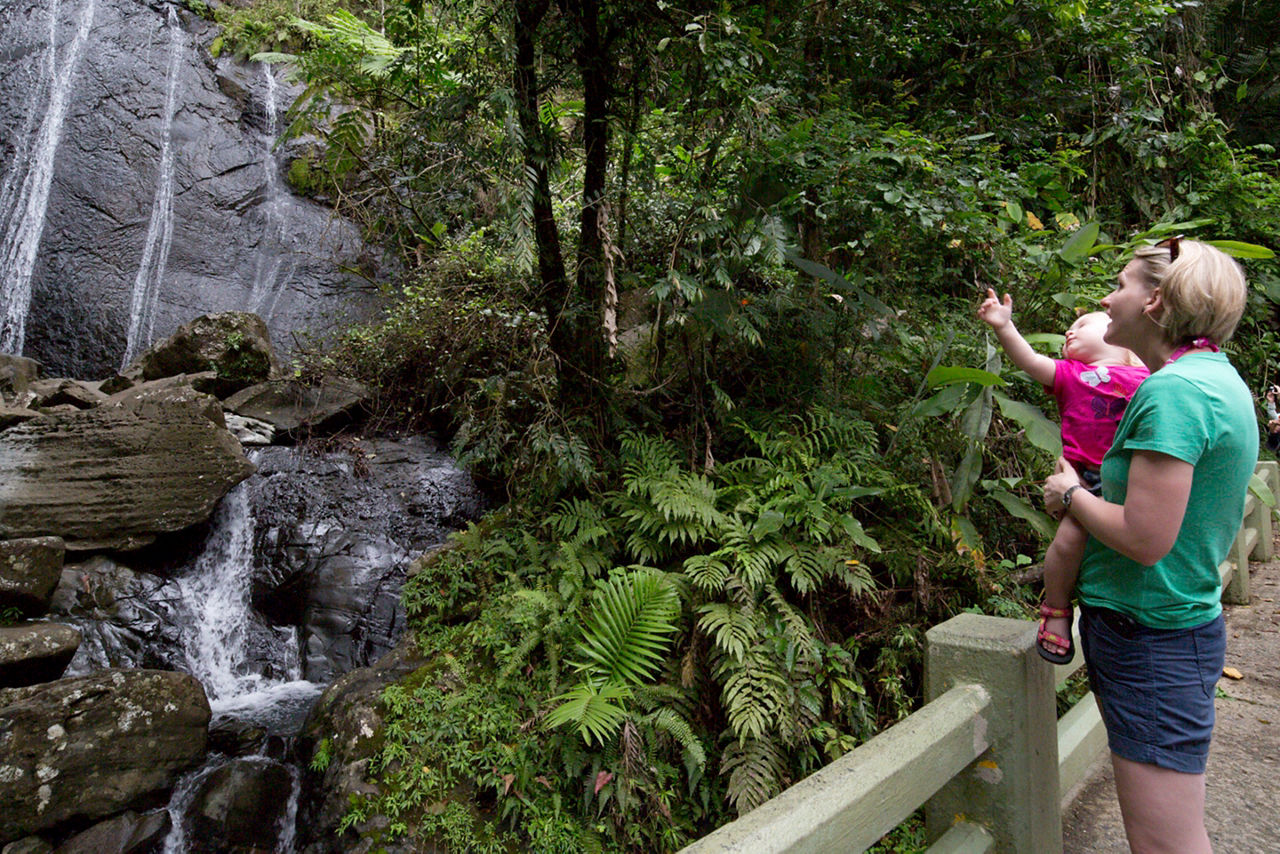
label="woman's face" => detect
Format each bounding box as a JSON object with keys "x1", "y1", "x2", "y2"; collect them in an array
[{"x1": 1101, "y1": 259, "x2": 1155, "y2": 351}]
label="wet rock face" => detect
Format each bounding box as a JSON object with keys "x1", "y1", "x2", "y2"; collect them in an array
[
  {"x1": 181, "y1": 758, "x2": 295, "y2": 854},
  {"x1": 250, "y1": 438, "x2": 485, "y2": 682},
  {"x1": 0, "y1": 0, "x2": 383, "y2": 379},
  {"x1": 0, "y1": 669, "x2": 210, "y2": 844}
]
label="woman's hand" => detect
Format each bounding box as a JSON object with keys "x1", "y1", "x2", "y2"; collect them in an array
[{"x1": 1044, "y1": 457, "x2": 1082, "y2": 519}]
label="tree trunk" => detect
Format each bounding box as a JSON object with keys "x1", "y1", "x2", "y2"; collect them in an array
[
  {"x1": 512, "y1": 0, "x2": 575, "y2": 396},
  {"x1": 570, "y1": 0, "x2": 609, "y2": 408}
]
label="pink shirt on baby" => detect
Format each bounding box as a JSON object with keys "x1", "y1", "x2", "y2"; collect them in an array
[{"x1": 1050, "y1": 359, "x2": 1150, "y2": 470}]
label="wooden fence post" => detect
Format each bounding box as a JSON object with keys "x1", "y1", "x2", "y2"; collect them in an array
[{"x1": 925, "y1": 614, "x2": 1062, "y2": 854}]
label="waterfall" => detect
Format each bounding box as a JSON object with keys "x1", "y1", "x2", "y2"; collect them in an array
[
  {"x1": 276, "y1": 766, "x2": 303, "y2": 854},
  {"x1": 0, "y1": 0, "x2": 97, "y2": 354},
  {"x1": 174, "y1": 472, "x2": 321, "y2": 725},
  {"x1": 160, "y1": 757, "x2": 228, "y2": 854},
  {"x1": 248, "y1": 65, "x2": 297, "y2": 321},
  {"x1": 121, "y1": 4, "x2": 183, "y2": 369}
]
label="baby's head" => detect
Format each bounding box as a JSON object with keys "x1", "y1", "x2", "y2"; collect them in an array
[{"x1": 1064, "y1": 311, "x2": 1142, "y2": 366}]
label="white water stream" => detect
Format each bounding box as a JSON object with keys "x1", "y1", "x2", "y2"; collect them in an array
[
  {"x1": 248, "y1": 65, "x2": 297, "y2": 321},
  {"x1": 121, "y1": 4, "x2": 183, "y2": 369},
  {"x1": 0, "y1": 0, "x2": 97, "y2": 353},
  {"x1": 173, "y1": 472, "x2": 321, "y2": 721},
  {"x1": 161, "y1": 464, "x2": 318, "y2": 851}
]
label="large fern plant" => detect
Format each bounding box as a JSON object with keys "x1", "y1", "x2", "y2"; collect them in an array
[
  {"x1": 536, "y1": 412, "x2": 888, "y2": 815},
  {"x1": 546, "y1": 570, "x2": 681, "y2": 745}
]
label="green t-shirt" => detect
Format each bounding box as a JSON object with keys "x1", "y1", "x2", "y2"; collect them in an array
[{"x1": 1077, "y1": 352, "x2": 1258, "y2": 629}]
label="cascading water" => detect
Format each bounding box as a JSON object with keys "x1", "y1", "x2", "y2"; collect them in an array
[
  {"x1": 248, "y1": 65, "x2": 298, "y2": 321},
  {"x1": 0, "y1": 0, "x2": 97, "y2": 354},
  {"x1": 173, "y1": 466, "x2": 322, "y2": 730},
  {"x1": 160, "y1": 460, "x2": 320, "y2": 852},
  {"x1": 121, "y1": 3, "x2": 183, "y2": 369}
]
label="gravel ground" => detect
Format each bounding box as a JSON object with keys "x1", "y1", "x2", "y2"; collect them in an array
[{"x1": 1061, "y1": 547, "x2": 1280, "y2": 852}]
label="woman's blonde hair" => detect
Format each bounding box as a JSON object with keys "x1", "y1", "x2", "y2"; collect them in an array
[{"x1": 1132, "y1": 239, "x2": 1248, "y2": 345}]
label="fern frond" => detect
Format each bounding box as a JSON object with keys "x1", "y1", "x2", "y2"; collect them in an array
[
  {"x1": 716, "y1": 650, "x2": 788, "y2": 741},
  {"x1": 764, "y1": 588, "x2": 818, "y2": 663},
  {"x1": 684, "y1": 553, "x2": 731, "y2": 593},
  {"x1": 782, "y1": 544, "x2": 831, "y2": 594},
  {"x1": 545, "y1": 682, "x2": 632, "y2": 746},
  {"x1": 649, "y1": 707, "x2": 707, "y2": 773},
  {"x1": 572, "y1": 571, "x2": 680, "y2": 687},
  {"x1": 697, "y1": 602, "x2": 757, "y2": 662},
  {"x1": 721, "y1": 735, "x2": 786, "y2": 814}
]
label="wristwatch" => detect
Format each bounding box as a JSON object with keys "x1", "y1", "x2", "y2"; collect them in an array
[{"x1": 1062, "y1": 484, "x2": 1082, "y2": 511}]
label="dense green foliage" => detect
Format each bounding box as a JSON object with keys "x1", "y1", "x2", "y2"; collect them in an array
[{"x1": 226, "y1": 0, "x2": 1280, "y2": 849}]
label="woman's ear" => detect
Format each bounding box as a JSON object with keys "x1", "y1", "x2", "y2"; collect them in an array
[{"x1": 1142, "y1": 286, "x2": 1164, "y2": 322}]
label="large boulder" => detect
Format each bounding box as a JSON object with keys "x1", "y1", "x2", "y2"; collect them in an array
[
  {"x1": 26, "y1": 379, "x2": 106, "y2": 411},
  {"x1": 0, "y1": 395, "x2": 255, "y2": 550},
  {"x1": 47, "y1": 556, "x2": 182, "y2": 674},
  {"x1": 0, "y1": 669, "x2": 210, "y2": 844},
  {"x1": 49, "y1": 810, "x2": 170, "y2": 854},
  {"x1": 131, "y1": 313, "x2": 278, "y2": 397},
  {"x1": 0, "y1": 405, "x2": 38, "y2": 430},
  {"x1": 224, "y1": 375, "x2": 370, "y2": 437},
  {"x1": 0, "y1": 538, "x2": 65, "y2": 617},
  {"x1": 0, "y1": 624, "x2": 80, "y2": 688},
  {"x1": 0, "y1": 356, "x2": 40, "y2": 401},
  {"x1": 180, "y1": 758, "x2": 295, "y2": 854},
  {"x1": 295, "y1": 649, "x2": 421, "y2": 854}
]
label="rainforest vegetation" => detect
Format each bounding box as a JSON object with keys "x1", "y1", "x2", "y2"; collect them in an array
[{"x1": 206, "y1": 0, "x2": 1279, "y2": 849}]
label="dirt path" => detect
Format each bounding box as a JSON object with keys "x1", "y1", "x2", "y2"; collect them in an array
[{"x1": 1061, "y1": 547, "x2": 1280, "y2": 852}]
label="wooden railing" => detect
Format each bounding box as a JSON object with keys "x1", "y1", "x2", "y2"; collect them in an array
[{"x1": 680, "y1": 461, "x2": 1277, "y2": 854}]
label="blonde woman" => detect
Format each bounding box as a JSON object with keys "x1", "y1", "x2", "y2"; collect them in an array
[{"x1": 1044, "y1": 237, "x2": 1256, "y2": 853}]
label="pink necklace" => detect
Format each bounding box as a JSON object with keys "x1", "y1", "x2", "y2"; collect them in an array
[{"x1": 1165, "y1": 337, "x2": 1219, "y2": 365}]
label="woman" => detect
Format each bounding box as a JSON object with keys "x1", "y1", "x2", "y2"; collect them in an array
[{"x1": 1043, "y1": 236, "x2": 1257, "y2": 854}]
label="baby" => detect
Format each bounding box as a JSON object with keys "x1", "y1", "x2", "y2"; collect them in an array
[{"x1": 978, "y1": 289, "x2": 1149, "y2": 663}]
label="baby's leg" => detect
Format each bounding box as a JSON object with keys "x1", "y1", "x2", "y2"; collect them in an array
[{"x1": 1040, "y1": 515, "x2": 1089, "y2": 656}]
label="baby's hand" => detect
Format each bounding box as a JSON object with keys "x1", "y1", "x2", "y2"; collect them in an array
[{"x1": 977, "y1": 288, "x2": 1013, "y2": 330}]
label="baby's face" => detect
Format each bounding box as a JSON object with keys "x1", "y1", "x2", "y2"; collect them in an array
[{"x1": 1063, "y1": 313, "x2": 1111, "y2": 362}]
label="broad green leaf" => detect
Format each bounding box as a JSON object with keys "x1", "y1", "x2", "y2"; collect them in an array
[
  {"x1": 786, "y1": 253, "x2": 896, "y2": 317},
  {"x1": 911, "y1": 383, "x2": 971, "y2": 418},
  {"x1": 988, "y1": 488, "x2": 1058, "y2": 540},
  {"x1": 751, "y1": 509, "x2": 786, "y2": 539},
  {"x1": 831, "y1": 485, "x2": 887, "y2": 500},
  {"x1": 926, "y1": 366, "x2": 1004, "y2": 387},
  {"x1": 1205, "y1": 240, "x2": 1275, "y2": 259},
  {"x1": 1024, "y1": 332, "x2": 1066, "y2": 352},
  {"x1": 949, "y1": 513, "x2": 983, "y2": 558},
  {"x1": 1004, "y1": 200, "x2": 1024, "y2": 224},
  {"x1": 1058, "y1": 222, "x2": 1100, "y2": 262},
  {"x1": 838, "y1": 515, "x2": 882, "y2": 553},
  {"x1": 1249, "y1": 472, "x2": 1276, "y2": 508},
  {"x1": 993, "y1": 392, "x2": 1063, "y2": 456}
]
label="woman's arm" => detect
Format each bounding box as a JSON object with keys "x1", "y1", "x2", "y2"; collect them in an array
[{"x1": 1045, "y1": 451, "x2": 1192, "y2": 565}]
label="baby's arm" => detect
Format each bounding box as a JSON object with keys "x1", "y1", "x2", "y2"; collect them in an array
[{"x1": 977, "y1": 289, "x2": 1056, "y2": 387}]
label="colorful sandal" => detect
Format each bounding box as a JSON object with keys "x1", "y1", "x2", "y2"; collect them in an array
[{"x1": 1036, "y1": 602, "x2": 1075, "y2": 665}]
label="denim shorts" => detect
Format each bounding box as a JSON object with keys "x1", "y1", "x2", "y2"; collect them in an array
[{"x1": 1079, "y1": 604, "x2": 1226, "y2": 774}]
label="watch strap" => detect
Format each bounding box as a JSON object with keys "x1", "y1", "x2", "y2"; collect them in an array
[{"x1": 1062, "y1": 484, "x2": 1082, "y2": 509}]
